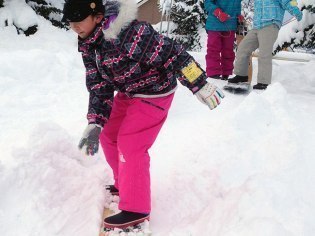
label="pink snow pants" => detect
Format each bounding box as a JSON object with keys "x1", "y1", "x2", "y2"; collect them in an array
[
  {"x1": 100, "y1": 92, "x2": 174, "y2": 214},
  {"x1": 206, "y1": 31, "x2": 236, "y2": 77}
]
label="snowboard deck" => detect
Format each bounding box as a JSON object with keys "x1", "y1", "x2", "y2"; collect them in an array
[
  {"x1": 223, "y1": 82, "x2": 251, "y2": 94},
  {"x1": 99, "y1": 207, "x2": 114, "y2": 236},
  {"x1": 102, "y1": 220, "x2": 152, "y2": 236}
]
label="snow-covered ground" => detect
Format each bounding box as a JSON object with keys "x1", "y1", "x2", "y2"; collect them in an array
[{"x1": 1, "y1": 18, "x2": 315, "y2": 236}]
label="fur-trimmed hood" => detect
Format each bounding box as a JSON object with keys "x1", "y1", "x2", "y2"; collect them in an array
[{"x1": 102, "y1": 0, "x2": 138, "y2": 39}]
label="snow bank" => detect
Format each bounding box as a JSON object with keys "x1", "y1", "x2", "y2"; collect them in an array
[{"x1": 0, "y1": 122, "x2": 113, "y2": 236}]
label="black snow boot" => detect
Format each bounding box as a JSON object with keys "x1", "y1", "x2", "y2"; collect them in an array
[
  {"x1": 104, "y1": 210, "x2": 150, "y2": 229},
  {"x1": 209, "y1": 74, "x2": 221, "y2": 80},
  {"x1": 253, "y1": 83, "x2": 268, "y2": 90},
  {"x1": 221, "y1": 75, "x2": 229, "y2": 80},
  {"x1": 105, "y1": 185, "x2": 119, "y2": 196},
  {"x1": 228, "y1": 75, "x2": 248, "y2": 84}
]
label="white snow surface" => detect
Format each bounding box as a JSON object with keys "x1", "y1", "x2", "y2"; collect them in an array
[
  {"x1": 1, "y1": 16, "x2": 315, "y2": 236},
  {"x1": 1, "y1": 0, "x2": 38, "y2": 30}
]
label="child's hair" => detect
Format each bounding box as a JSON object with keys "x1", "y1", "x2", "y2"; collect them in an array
[{"x1": 62, "y1": 0, "x2": 105, "y2": 22}]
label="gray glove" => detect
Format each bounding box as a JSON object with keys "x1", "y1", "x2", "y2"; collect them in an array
[
  {"x1": 195, "y1": 82, "x2": 225, "y2": 110},
  {"x1": 78, "y1": 124, "x2": 102, "y2": 156}
]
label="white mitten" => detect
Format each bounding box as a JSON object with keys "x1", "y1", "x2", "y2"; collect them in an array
[{"x1": 195, "y1": 82, "x2": 225, "y2": 110}]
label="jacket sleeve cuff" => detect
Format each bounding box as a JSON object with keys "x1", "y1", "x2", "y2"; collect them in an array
[
  {"x1": 191, "y1": 77, "x2": 208, "y2": 94},
  {"x1": 87, "y1": 114, "x2": 107, "y2": 127}
]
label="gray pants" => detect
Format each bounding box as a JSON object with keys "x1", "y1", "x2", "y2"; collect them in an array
[{"x1": 234, "y1": 24, "x2": 279, "y2": 84}]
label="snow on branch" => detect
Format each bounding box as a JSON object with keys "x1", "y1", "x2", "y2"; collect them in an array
[{"x1": 274, "y1": 0, "x2": 315, "y2": 53}]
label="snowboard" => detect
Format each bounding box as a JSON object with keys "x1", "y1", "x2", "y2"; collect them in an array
[
  {"x1": 101, "y1": 220, "x2": 152, "y2": 236},
  {"x1": 99, "y1": 197, "x2": 152, "y2": 236},
  {"x1": 99, "y1": 200, "x2": 115, "y2": 236},
  {"x1": 223, "y1": 82, "x2": 251, "y2": 94}
]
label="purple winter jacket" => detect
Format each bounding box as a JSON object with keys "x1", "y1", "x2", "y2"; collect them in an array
[{"x1": 78, "y1": 0, "x2": 208, "y2": 127}]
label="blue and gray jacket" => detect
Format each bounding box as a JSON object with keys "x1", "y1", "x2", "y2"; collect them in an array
[
  {"x1": 253, "y1": 0, "x2": 303, "y2": 29},
  {"x1": 204, "y1": 0, "x2": 242, "y2": 32}
]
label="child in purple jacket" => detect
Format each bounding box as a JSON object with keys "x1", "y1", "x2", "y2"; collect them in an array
[{"x1": 62, "y1": 0, "x2": 224, "y2": 229}]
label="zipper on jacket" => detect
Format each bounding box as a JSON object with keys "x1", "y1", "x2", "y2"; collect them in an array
[
  {"x1": 95, "y1": 49, "x2": 101, "y2": 71},
  {"x1": 141, "y1": 99, "x2": 165, "y2": 111}
]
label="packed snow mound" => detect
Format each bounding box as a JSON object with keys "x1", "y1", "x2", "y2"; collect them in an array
[{"x1": 0, "y1": 123, "x2": 110, "y2": 236}]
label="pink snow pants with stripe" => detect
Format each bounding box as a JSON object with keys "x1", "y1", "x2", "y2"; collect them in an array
[{"x1": 100, "y1": 92, "x2": 174, "y2": 213}]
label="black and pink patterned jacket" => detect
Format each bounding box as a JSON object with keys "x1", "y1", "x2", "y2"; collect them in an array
[{"x1": 78, "y1": 0, "x2": 208, "y2": 127}]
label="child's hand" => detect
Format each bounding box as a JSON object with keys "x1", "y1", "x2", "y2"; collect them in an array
[
  {"x1": 238, "y1": 15, "x2": 245, "y2": 23},
  {"x1": 213, "y1": 8, "x2": 230, "y2": 22},
  {"x1": 195, "y1": 82, "x2": 225, "y2": 110},
  {"x1": 294, "y1": 9, "x2": 303, "y2": 21},
  {"x1": 289, "y1": 0, "x2": 303, "y2": 21},
  {"x1": 78, "y1": 124, "x2": 102, "y2": 156}
]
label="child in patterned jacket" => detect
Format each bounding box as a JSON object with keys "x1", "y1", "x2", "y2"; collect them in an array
[
  {"x1": 229, "y1": 0, "x2": 303, "y2": 90},
  {"x1": 62, "y1": 0, "x2": 224, "y2": 229}
]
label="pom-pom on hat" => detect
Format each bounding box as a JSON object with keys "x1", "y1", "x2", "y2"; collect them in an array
[{"x1": 62, "y1": 0, "x2": 105, "y2": 22}]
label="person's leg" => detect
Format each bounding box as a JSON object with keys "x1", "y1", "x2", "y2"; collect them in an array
[
  {"x1": 117, "y1": 94, "x2": 174, "y2": 214},
  {"x1": 234, "y1": 29, "x2": 259, "y2": 76},
  {"x1": 206, "y1": 31, "x2": 223, "y2": 77},
  {"x1": 257, "y1": 24, "x2": 279, "y2": 85},
  {"x1": 221, "y1": 31, "x2": 236, "y2": 77},
  {"x1": 99, "y1": 93, "x2": 129, "y2": 190}
]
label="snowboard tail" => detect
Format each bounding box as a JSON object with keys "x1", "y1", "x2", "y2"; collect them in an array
[
  {"x1": 223, "y1": 82, "x2": 251, "y2": 94},
  {"x1": 99, "y1": 207, "x2": 114, "y2": 236}
]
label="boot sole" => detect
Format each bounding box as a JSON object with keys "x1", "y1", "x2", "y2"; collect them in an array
[{"x1": 104, "y1": 215, "x2": 150, "y2": 229}]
